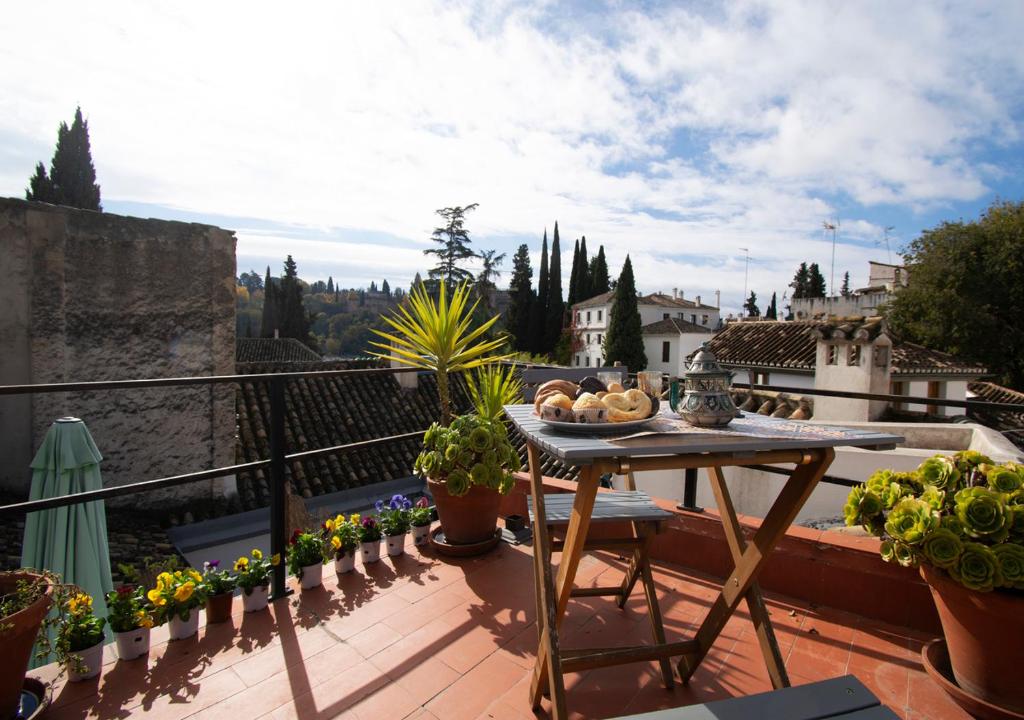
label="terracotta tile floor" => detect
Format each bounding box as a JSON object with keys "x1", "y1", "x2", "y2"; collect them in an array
[{"x1": 31, "y1": 542, "x2": 970, "y2": 720}]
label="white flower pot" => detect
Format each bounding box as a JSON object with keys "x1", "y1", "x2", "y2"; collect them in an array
[
  {"x1": 299, "y1": 562, "x2": 323, "y2": 590},
  {"x1": 360, "y1": 539, "x2": 381, "y2": 564},
  {"x1": 334, "y1": 550, "x2": 356, "y2": 575},
  {"x1": 412, "y1": 523, "x2": 431, "y2": 546},
  {"x1": 67, "y1": 640, "x2": 104, "y2": 681},
  {"x1": 169, "y1": 611, "x2": 199, "y2": 640},
  {"x1": 114, "y1": 627, "x2": 150, "y2": 660},
  {"x1": 386, "y1": 533, "x2": 407, "y2": 557},
  {"x1": 242, "y1": 584, "x2": 269, "y2": 613}
]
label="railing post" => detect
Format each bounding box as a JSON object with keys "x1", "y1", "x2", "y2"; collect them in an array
[
  {"x1": 677, "y1": 467, "x2": 704, "y2": 513},
  {"x1": 269, "y1": 377, "x2": 289, "y2": 599}
]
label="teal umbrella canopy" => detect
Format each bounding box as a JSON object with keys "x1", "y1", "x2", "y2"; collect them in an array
[{"x1": 21, "y1": 417, "x2": 114, "y2": 660}]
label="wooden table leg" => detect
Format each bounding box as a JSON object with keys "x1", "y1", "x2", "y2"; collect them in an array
[
  {"x1": 677, "y1": 449, "x2": 834, "y2": 684},
  {"x1": 629, "y1": 521, "x2": 674, "y2": 688},
  {"x1": 529, "y1": 457, "x2": 600, "y2": 716},
  {"x1": 708, "y1": 466, "x2": 789, "y2": 689}
]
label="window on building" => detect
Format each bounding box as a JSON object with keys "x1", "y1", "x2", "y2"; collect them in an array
[
  {"x1": 663, "y1": 313, "x2": 670, "y2": 320},
  {"x1": 586, "y1": 311, "x2": 591, "y2": 322},
  {"x1": 874, "y1": 346, "x2": 890, "y2": 368},
  {"x1": 586, "y1": 333, "x2": 591, "y2": 344},
  {"x1": 677, "y1": 312, "x2": 684, "y2": 319},
  {"x1": 575, "y1": 312, "x2": 580, "y2": 324},
  {"x1": 891, "y1": 381, "x2": 904, "y2": 411},
  {"x1": 585, "y1": 356, "x2": 590, "y2": 367},
  {"x1": 847, "y1": 345, "x2": 861, "y2": 366},
  {"x1": 597, "y1": 310, "x2": 602, "y2": 322},
  {"x1": 828, "y1": 345, "x2": 838, "y2": 365},
  {"x1": 597, "y1": 333, "x2": 602, "y2": 344},
  {"x1": 754, "y1": 371, "x2": 770, "y2": 385},
  {"x1": 575, "y1": 354, "x2": 580, "y2": 367},
  {"x1": 662, "y1": 341, "x2": 670, "y2": 363},
  {"x1": 702, "y1": 314, "x2": 709, "y2": 325},
  {"x1": 597, "y1": 357, "x2": 602, "y2": 366},
  {"x1": 691, "y1": 314, "x2": 697, "y2": 324}
]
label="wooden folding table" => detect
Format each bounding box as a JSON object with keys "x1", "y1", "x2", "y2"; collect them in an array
[{"x1": 504, "y1": 405, "x2": 902, "y2": 720}]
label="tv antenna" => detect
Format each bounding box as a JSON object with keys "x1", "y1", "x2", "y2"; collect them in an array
[{"x1": 823, "y1": 220, "x2": 839, "y2": 296}]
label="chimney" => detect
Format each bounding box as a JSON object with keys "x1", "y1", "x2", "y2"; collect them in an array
[
  {"x1": 696, "y1": 295, "x2": 701, "y2": 306},
  {"x1": 715, "y1": 290, "x2": 721, "y2": 308},
  {"x1": 274, "y1": 329, "x2": 279, "y2": 339},
  {"x1": 673, "y1": 288, "x2": 678, "y2": 299}
]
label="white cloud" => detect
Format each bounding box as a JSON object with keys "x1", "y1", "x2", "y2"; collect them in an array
[{"x1": 1, "y1": 0, "x2": 1021, "y2": 314}]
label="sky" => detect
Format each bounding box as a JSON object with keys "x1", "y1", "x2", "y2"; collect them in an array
[{"x1": 2, "y1": 1, "x2": 1023, "y2": 316}]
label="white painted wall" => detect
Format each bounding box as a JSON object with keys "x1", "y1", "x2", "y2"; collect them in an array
[{"x1": 643, "y1": 332, "x2": 711, "y2": 376}]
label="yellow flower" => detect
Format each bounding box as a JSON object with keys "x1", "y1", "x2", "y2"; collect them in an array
[
  {"x1": 134, "y1": 609, "x2": 154, "y2": 629},
  {"x1": 188, "y1": 569, "x2": 203, "y2": 583},
  {"x1": 147, "y1": 588, "x2": 167, "y2": 607},
  {"x1": 325, "y1": 518, "x2": 336, "y2": 532},
  {"x1": 350, "y1": 514, "x2": 360, "y2": 524},
  {"x1": 251, "y1": 549, "x2": 263, "y2": 561},
  {"x1": 331, "y1": 536, "x2": 342, "y2": 550},
  {"x1": 234, "y1": 557, "x2": 250, "y2": 572},
  {"x1": 334, "y1": 514, "x2": 344, "y2": 527},
  {"x1": 173, "y1": 582, "x2": 195, "y2": 603},
  {"x1": 271, "y1": 553, "x2": 281, "y2": 566},
  {"x1": 157, "y1": 572, "x2": 173, "y2": 589},
  {"x1": 67, "y1": 593, "x2": 91, "y2": 614}
]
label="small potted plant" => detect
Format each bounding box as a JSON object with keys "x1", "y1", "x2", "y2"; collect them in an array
[
  {"x1": 59, "y1": 591, "x2": 107, "y2": 682},
  {"x1": 327, "y1": 514, "x2": 359, "y2": 575},
  {"x1": 235, "y1": 549, "x2": 280, "y2": 612},
  {"x1": 378, "y1": 494, "x2": 413, "y2": 556},
  {"x1": 106, "y1": 584, "x2": 154, "y2": 661},
  {"x1": 288, "y1": 529, "x2": 327, "y2": 590},
  {"x1": 0, "y1": 570, "x2": 55, "y2": 717},
  {"x1": 844, "y1": 450, "x2": 1024, "y2": 715},
  {"x1": 203, "y1": 560, "x2": 237, "y2": 624},
  {"x1": 148, "y1": 569, "x2": 207, "y2": 641},
  {"x1": 358, "y1": 515, "x2": 383, "y2": 564},
  {"x1": 410, "y1": 497, "x2": 433, "y2": 546}
]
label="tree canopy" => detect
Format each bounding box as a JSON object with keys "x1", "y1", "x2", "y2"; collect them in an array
[
  {"x1": 743, "y1": 291, "x2": 760, "y2": 318},
  {"x1": 424, "y1": 203, "x2": 478, "y2": 290},
  {"x1": 26, "y1": 106, "x2": 102, "y2": 210},
  {"x1": 888, "y1": 199, "x2": 1024, "y2": 389},
  {"x1": 545, "y1": 222, "x2": 564, "y2": 351},
  {"x1": 789, "y1": 261, "x2": 827, "y2": 299},
  {"x1": 589, "y1": 245, "x2": 610, "y2": 295},
  {"x1": 604, "y1": 255, "x2": 647, "y2": 371},
  {"x1": 507, "y1": 244, "x2": 535, "y2": 352}
]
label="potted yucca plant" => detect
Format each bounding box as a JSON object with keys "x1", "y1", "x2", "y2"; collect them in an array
[{"x1": 844, "y1": 450, "x2": 1024, "y2": 715}]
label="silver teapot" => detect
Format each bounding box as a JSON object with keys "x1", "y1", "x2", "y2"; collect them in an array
[{"x1": 669, "y1": 342, "x2": 738, "y2": 427}]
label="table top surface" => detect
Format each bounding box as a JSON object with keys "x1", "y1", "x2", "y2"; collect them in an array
[{"x1": 504, "y1": 404, "x2": 904, "y2": 464}]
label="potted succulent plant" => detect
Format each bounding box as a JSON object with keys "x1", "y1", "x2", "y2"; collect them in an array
[
  {"x1": 288, "y1": 529, "x2": 327, "y2": 590},
  {"x1": 358, "y1": 515, "x2": 383, "y2": 564},
  {"x1": 0, "y1": 570, "x2": 55, "y2": 717},
  {"x1": 410, "y1": 497, "x2": 433, "y2": 546},
  {"x1": 844, "y1": 450, "x2": 1024, "y2": 715},
  {"x1": 235, "y1": 549, "x2": 280, "y2": 612},
  {"x1": 327, "y1": 514, "x2": 360, "y2": 574},
  {"x1": 59, "y1": 591, "x2": 107, "y2": 682},
  {"x1": 147, "y1": 569, "x2": 208, "y2": 641},
  {"x1": 106, "y1": 584, "x2": 154, "y2": 660},
  {"x1": 202, "y1": 561, "x2": 237, "y2": 624},
  {"x1": 378, "y1": 494, "x2": 413, "y2": 556}
]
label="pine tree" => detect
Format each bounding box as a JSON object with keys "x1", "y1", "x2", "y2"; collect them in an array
[
  {"x1": 27, "y1": 107, "x2": 102, "y2": 210},
  {"x1": 589, "y1": 245, "x2": 610, "y2": 295},
  {"x1": 530, "y1": 231, "x2": 549, "y2": 355},
  {"x1": 568, "y1": 239, "x2": 581, "y2": 307},
  {"x1": 382, "y1": 279, "x2": 390, "y2": 297},
  {"x1": 424, "y1": 203, "x2": 478, "y2": 291},
  {"x1": 765, "y1": 292, "x2": 778, "y2": 320},
  {"x1": 260, "y1": 266, "x2": 278, "y2": 337},
  {"x1": 807, "y1": 263, "x2": 827, "y2": 298},
  {"x1": 545, "y1": 222, "x2": 564, "y2": 351},
  {"x1": 507, "y1": 244, "x2": 535, "y2": 352},
  {"x1": 840, "y1": 272, "x2": 851, "y2": 298},
  {"x1": 577, "y1": 236, "x2": 591, "y2": 301},
  {"x1": 743, "y1": 292, "x2": 760, "y2": 318},
  {"x1": 790, "y1": 263, "x2": 810, "y2": 299},
  {"x1": 604, "y1": 255, "x2": 647, "y2": 371}
]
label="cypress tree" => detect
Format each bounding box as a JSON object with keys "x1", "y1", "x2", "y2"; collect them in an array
[
  {"x1": 327, "y1": 276, "x2": 335, "y2": 294},
  {"x1": 604, "y1": 255, "x2": 646, "y2": 371},
  {"x1": 508, "y1": 244, "x2": 535, "y2": 352},
  {"x1": 765, "y1": 292, "x2": 778, "y2": 320},
  {"x1": 577, "y1": 236, "x2": 591, "y2": 301},
  {"x1": 789, "y1": 262, "x2": 810, "y2": 299},
  {"x1": 29, "y1": 106, "x2": 102, "y2": 210},
  {"x1": 545, "y1": 222, "x2": 564, "y2": 351},
  {"x1": 840, "y1": 272, "x2": 851, "y2": 298},
  {"x1": 26, "y1": 162, "x2": 55, "y2": 203},
  {"x1": 568, "y1": 239, "x2": 581, "y2": 308},
  {"x1": 807, "y1": 263, "x2": 827, "y2": 298},
  {"x1": 530, "y1": 231, "x2": 549, "y2": 355},
  {"x1": 589, "y1": 245, "x2": 610, "y2": 295},
  {"x1": 260, "y1": 266, "x2": 278, "y2": 337},
  {"x1": 743, "y1": 291, "x2": 760, "y2": 318},
  {"x1": 382, "y1": 279, "x2": 390, "y2": 297}
]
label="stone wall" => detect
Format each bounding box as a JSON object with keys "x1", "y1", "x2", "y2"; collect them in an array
[{"x1": 0, "y1": 198, "x2": 236, "y2": 508}]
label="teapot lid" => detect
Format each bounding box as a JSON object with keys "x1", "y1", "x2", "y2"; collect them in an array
[{"x1": 686, "y1": 341, "x2": 729, "y2": 376}]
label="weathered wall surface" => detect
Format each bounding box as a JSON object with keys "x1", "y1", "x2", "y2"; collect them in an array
[{"x1": 0, "y1": 198, "x2": 236, "y2": 508}]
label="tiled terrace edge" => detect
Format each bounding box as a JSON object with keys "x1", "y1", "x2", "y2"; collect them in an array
[{"x1": 503, "y1": 473, "x2": 941, "y2": 635}]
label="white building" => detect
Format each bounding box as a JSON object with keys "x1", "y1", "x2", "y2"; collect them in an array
[
  {"x1": 791, "y1": 261, "x2": 909, "y2": 320},
  {"x1": 641, "y1": 318, "x2": 714, "y2": 376},
  {"x1": 571, "y1": 290, "x2": 720, "y2": 369}
]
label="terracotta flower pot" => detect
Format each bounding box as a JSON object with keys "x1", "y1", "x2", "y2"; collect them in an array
[
  {"x1": 921, "y1": 564, "x2": 1024, "y2": 715},
  {"x1": 205, "y1": 592, "x2": 234, "y2": 624},
  {"x1": 428, "y1": 477, "x2": 502, "y2": 545},
  {"x1": 0, "y1": 572, "x2": 53, "y2": 718}
]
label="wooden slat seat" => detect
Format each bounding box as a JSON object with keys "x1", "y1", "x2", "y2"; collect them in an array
[
  {"x1": 611, "y1": 675, "x2": 899, "y2": 719},
  {"x1": 528, "y1": 491, "x2": 672, "y2": 525}
]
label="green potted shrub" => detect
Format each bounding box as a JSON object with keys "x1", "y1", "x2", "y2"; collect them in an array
[
  {"x1": 378, "y1": 495, "x2": 413, "y2": 557},
  {"x1": 844, "y1": 451, "x2": 1024, "y2": 715},
  {"x1": 235, "y1": 549, "x2": 279, "y2": 612},
  {"x1": 106, "y1": 584, "x2": 154, "y2": 661},
  {"x1": 59, "y1": 591, "x2": 107, "y2": 682},
  {"x1": 327, "y1": 514, "x2": 360, "y2": 575},
  {"x1": 288, "y1": 529, "x2": 327, "y2": 590},
  {"x1": 202, "y1": 561, "x2": 237, "y2": 624},
  {"x1": 0, "y1": 570, "x2": 55, "y2": 716}
]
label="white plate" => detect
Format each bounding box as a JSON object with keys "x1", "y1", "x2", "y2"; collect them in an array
[{"x1": 536, "y1": 416, "x2": 657, "y2": 435}]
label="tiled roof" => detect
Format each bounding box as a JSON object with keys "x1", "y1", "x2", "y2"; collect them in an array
[
  {"x1": 706, "y1": 319, "x2": 987, "y2": 377},
  {"x1": 572, "y1": 291, "x2": 614, "y2": 309},
  {"x1": 573, "y1": 291, "x2": 717, "y2": 311},
  {"x1": 237, "y1": 338, "x2": 322, "y2": 363},
  {"x1": 641, "y1": 317, "x2": 713, "y2": 335},
  {"x1": 967, "y1": 380, "x2": 1024, "y2": 449}
]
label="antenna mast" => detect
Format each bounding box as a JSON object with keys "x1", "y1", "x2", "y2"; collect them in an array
[
  {"x1": 739, "y1": 247, "x2": 750, "y2": 311},
  {"x1": 823, "y1": 220, "x2": 839, "y2": 296}
]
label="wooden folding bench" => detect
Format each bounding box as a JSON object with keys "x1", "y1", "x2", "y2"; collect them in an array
[
  {"x1": 612, "y1": 674, "x2": 900, "y2": 719},
  {"x1": 528, "y1": 482, "x2": 676, "y2": 688}
]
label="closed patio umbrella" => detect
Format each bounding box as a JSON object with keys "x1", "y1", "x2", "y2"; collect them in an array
[{"x1": 21, "y1": 417, "x2": 114, "y2": 659}]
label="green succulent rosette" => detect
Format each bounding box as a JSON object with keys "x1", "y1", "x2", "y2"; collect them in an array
[
  {"x1": 884, "y1": 498, "x2": 937, "y2": 545},
  {"x1": 468, "y1": 427, "x2": 491, "y2": 453},
  {"x1": 992, "y1": 543, "x2": 1024, "y2": 590},
  {"x1": 954, "y1": 487, "x2": 1009, "y2": 542},
  {"x1": 939, "y1": 514, "x2": 965, "y2": 536},
  {"x1": 920, "y1": 528, "x2": 963, "y2": 569},
  {"x1": 987, "y1": 466, "x2": 1023, "y2": 494},
  {"x1": 917, "y1": 456, "x2": 960, "y2": 491},
  {"x1": 950, "y1": 542, "x2": 1002, "y2": 592},
  {"x1": 879, "y1": 540, "x2": 896, "y2": 563},
  {"x1": 893, "y1": 542, "x2": 918, "y2": 568},
  {"x1": 953, "y1": 450, "x2": 993, "y2": 475},
  {"x1": 844, "y1": 485, "x2": 883, "y2": 529},
  {"x1": 446, "y1": 468, "x2": 471, "y2": 496},
  {"x1": 919, "y1": 485, "x2": 946, "y2": 512}
]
